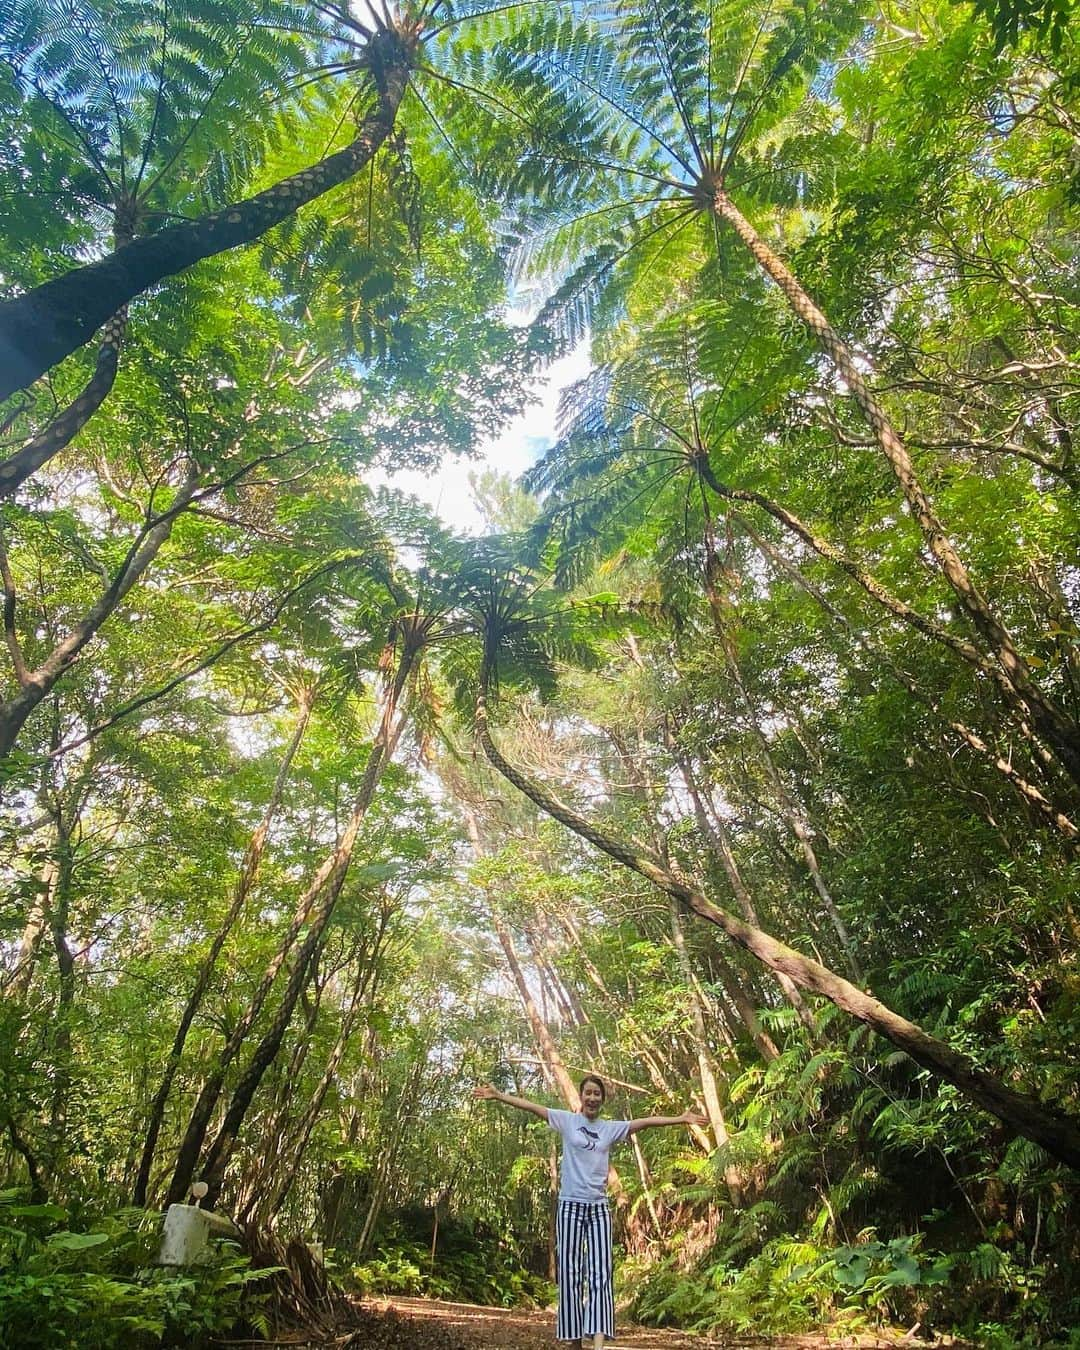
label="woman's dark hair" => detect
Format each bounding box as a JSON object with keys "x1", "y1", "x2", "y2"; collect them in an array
[{"x1": 579, "y1": 1073, "x2": 606, "y2": 1102}]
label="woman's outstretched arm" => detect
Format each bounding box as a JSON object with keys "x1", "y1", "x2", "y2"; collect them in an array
[
  {"x1": 626, "y1": 1109, "x2": 706, "y2": 1136},
  {"x1": 473, "y1": 1084, "x2": 550, "y2": 1122}
]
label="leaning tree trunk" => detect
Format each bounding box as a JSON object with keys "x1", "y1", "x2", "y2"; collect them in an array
[
  {"x1": 697, "y1": 465, "x2": 1070, "y2": 799},
  {"x1": 698, "y1": 503, "x2": 863, "y2": 980},
  {"x1": 675, "y1": 749, "x2": 817, "y2": 1041},
  {"x1": 194, "y1": 641, "x2": 417, "y2": 1210},
  {"x1": 498, "y1": 916, "x2": 582, "y2": 1108},
  {"x1": 558, "y1": 911, "x2": 717, "y2": 1149},
  {"x1": 261, "y1": 936, "x2": 385, "y2": 1226},
  {"x1": 0, "y1": 209, "x2": 134, "y2": 497},
  {"x1": 132, "y1": 686, "x2": 315, "y2": 1206},
  {"x1": 708, "y1": 186, "x2": 1080, "y2": 792},
  {"x1": 463, "y1": 804, "x2": 583, "y2": 1108},
  {"x1": 162, "y1": 627, "x2": 422, "y2": 1208},
  {"x1": 0, "y1": 468, "x2": 199, "y2": 763},
  {"x1": 475, "y1": 688, "x2": 1080, "y2": 1171},
  {"x1": 0, "y1": 42, "x2": 412, "y2": 400}
]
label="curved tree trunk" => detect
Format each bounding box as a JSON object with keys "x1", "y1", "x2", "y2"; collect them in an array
[
  {"x1": 132, "y1": 685, "x2": 315, "y2": 1206},
  {"x1": 0, "y1": 208, "x2": 135, "y2": 497},
  {"x1": 709, "y1": 187, "x2": 1080, "y2": 792},
  {"x1": 0, "y1": 48, "x2": 411, "y2": 400},
  {"x1": 0, "y1": 310, "x2": 128, "y2": 499},
  {"x1": 476, "y1": 690, "x2": 1080, "y2": 1171}
]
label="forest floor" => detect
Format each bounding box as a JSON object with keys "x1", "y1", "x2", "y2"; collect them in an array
[
  {"x1": 211, "y1": 1293, "x2": 959, "y2": 1349},
  {"x1": 330, "y1": 1296, "x2": 941, "y2": 1349}
]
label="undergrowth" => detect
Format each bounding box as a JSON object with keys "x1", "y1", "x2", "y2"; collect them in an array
[
  {"x1": 349, "y1": 1212, "x2": 554, "y2": 1308},
  {"x1": 0, "y1": 1191, "x2": 271, "y2": 1349}
]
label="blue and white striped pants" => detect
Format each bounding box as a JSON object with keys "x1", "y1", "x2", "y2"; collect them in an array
[{"x1": 555, "y1": 1198, "x2": 616, "y2": 1343}]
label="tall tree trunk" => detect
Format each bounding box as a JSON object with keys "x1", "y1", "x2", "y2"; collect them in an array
[
  {"x1": 234, "y1": 974, "x2": 325, "y2": 1226},
  {"x1": 164, "y1": 633, "x2": 417, "y2": 1207},
  {"x1": 722, "y1": 656, "x2": 862, "y2": 980},
  {"x1": 697, "y1": 503, "x2": 863, "y2": 978},
  {"x1": 696, "y1": 462, "x2": 1070, "y2": 796},
  {"x1": 194, "y1": 641, "x2": 416, "y2": 1209},
  {"x1": 668, "y1": 900, "x2": 743, "y2": 1204},
  {"x1": 262, "y1": 944, "x2": 382, "y2": 1226},
  {"x1": 0, "y1": 210, "x2": 134, "y2": 497},
  {"x1": 133, "y1": 686, "x2": 315, "y2": 1205},
  {"x1": 45, "y1": 819, "x2": 76, "y2": 1183},
  {"x1": 4, "y1": 853, "x2": 58, "y2": 1000},
  {"x1": 462, "y1": 804, "x2": 583, "y2": 1105},
  {"x1": 497, "y1": 916, "x2": 582, "y2": 1108},
  {"x1": 558, "y1": 911, "x2": 716, "y2": 1149},
  {"x1": 356, "y1": 1055, "x2": 425, "y2": 1256},
  {"x1": 0, "y1": 48, "x2": 412, "y2": 399},
  {"x1": 708, "y1": 187, "x2": 1080, "y2": 792},
  {"x1": 476, "y1": 689, "x2": 1080, "y2": 1171}
]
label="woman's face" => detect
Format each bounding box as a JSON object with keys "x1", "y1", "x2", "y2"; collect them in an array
[{"x1": 580, "y1": 1081, "x2": 604, "y2": 1119}]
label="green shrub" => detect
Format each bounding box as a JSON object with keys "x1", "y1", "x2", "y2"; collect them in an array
[
  {"x1": 0, "y1": 1191, "x2": 271, "y2": 1348},
  {"x1": 349, "y1": 1219, "x2": 553, "y2": 1308},
  {"x1": 627, "y1": 1230, "x2": 956, "y2": 1339}
]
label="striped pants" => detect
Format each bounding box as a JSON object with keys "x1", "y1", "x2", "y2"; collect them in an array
[{"x1": 555, "y1": 1199, "x2": 616, "y2": 1343}]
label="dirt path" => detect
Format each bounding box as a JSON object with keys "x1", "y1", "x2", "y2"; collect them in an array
[{"x1": 346, "y1": 1296, "x2": 926, "y2": 1349}]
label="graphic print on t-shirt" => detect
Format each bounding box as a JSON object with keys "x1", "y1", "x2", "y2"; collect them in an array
[{"x1": 547, "y1": 1109, "x2": 631, "y2": 1202}]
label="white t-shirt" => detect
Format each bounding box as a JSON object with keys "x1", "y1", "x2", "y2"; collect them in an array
[{"x1": 547, "y1": 1109, "x2": 631, "y2": 1203}]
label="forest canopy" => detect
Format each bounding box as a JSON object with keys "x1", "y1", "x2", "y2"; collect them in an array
[{"x1": 0, "y1": 0, "x2": 1078, "y2": 1344}]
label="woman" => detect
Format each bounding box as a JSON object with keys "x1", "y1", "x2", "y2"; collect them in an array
[{"x1": 474, "y1": 1075, "x2": 705, "y2": 1349}]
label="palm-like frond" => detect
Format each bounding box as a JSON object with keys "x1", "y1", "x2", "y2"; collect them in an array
[
  {"x1": 0, "y1": 0, "x2": 317, "y2": 224},
  {"x1": 477, "y1": 0, "x2": 864, "y2": 344},
  {"x1": 524, "y1": 294, "x2": 793, "y2": 591}
]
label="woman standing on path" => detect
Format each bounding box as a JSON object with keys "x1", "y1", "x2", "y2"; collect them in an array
[{"x1": 474, "y1": 1075, "x2": 705, "y2": 1350}]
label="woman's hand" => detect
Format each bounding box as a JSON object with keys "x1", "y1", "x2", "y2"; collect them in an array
[
  {"x1": 473, "y1": 1084, "x2": 497, "y2": 1100},
  {"x1": 680, "y1": 1110, "x2": 708, "y2": 1126}
]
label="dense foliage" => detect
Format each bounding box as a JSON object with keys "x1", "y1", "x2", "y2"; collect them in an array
[{"x1": 1, "y1": 0, "x2": 1078, "y2": 1345}]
